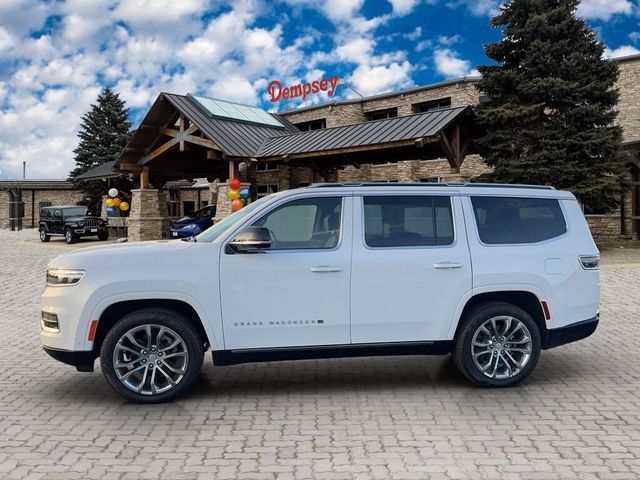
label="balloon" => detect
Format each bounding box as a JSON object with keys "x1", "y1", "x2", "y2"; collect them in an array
[
  {"x1": 240, "y1": 188, "x2": 250, "y2": 199},
  {"x1": 119, "y1": 201, "x2": 129, "y2": 211},
  {"x1": 106, "y1": 207, "x2": 116, "y2": 215},
  {"x1": 108, "y1": 188, "x2": 118, "y2": 198},
  {"x1": 228, "y1": 189, "x2": 240, "y2": 200},
  {"x1": 229, "y1": 178, "x2": 241, "y2": 190},
  {"x1": 113, "y1": 198, "x2": 122, "y2": 207},
  {"x1": 105, "y1": 198, "x2": 114, "y2": 207},
  {"x1": 231, "y1": 199, "x2": 243, "y2": 211}
]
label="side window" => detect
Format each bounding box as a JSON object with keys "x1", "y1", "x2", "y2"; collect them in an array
[
  {"x1": 54, "y1": 209, "x2": 62, "y2": 219},
  {"x1": 363, "y1": 196, "x2": 454, "y2": 247},
  {"x1": 471, "y1": 196, "x2": 567, "y2": 244},
  {"x1": 253, "y1": 197, "x2": 342, "y2": 250}
]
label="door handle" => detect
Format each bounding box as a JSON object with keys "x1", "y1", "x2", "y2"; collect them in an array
[
  {"x1": 310, "y1": 265, "x2": 343, "y2": 273},
  {"x1": 433, "y1": 262, "x2": 464, "y2": 269}
]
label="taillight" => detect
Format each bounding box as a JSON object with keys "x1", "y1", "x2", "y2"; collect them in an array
[{"x1": 579, "y1": 255, "x2": 599, "y2": 270}]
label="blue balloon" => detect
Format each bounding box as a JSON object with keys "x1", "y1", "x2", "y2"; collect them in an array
[
  {"x1": 106, "y1": 207, "x2": 116, "y2": 216},
  {"x1": 240, "y1": 188, "x2": 250, "y2": 199}
]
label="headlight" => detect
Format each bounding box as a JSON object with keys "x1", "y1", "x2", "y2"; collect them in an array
[
  {"x1": 46, "y1": 269, "x2": 85, "y2": 286},
  {"x1": 183, "y1": 224, "x2": 198, "y2": 229},
  {"x1": 77, "y1": 221, "x2": 84, "y2": 227}
]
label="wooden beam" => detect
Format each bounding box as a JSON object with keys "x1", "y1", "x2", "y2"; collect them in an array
[
  {"x1": 141, "y1": 137, "x2": 179, "y2": 165},
  {"x1": 140, "y1": 167, "x2": 149, "y2": 189},
  {"x1": 183, "y1": 134, "x2": 222, "y2": 151},
  {"x1": 118, "y1": 163, "x2": 144, "y2": 173},
  {"x1": 439, "y1": 132, "x2": 459, "y2": 170},
  {"x1": 179, "y1": 114, "x2": 185, "y2": 151}
]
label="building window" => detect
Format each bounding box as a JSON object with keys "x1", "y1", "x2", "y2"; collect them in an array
[
  {"x1": 256, "y1": 162, "x2": 279, "y2": 172},
  {"x1": 257, "y1": 184, "x2": 279, "y2": 198},
  {"x1": 183, "y1": 201, "x2": 195, "y2": 216},
  {"x1": 366, "y1": 108, "x2": 398, "y2": 121},
  {"x1": 420, "y1": 177, "x2": 441, "y2": 183},
  {"x1": 294, "y1": 119, "x2": 326, "y2": 131},
  {"x1": 413, "y1": 97, "x2": 452, "y2": 113},
  {"x1": 168, "y1": 190, "x2": 180, "y2": 217}
]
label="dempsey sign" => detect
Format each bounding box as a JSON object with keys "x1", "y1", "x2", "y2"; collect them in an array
[{"x1": 267, "y1": 76, "x2": 340, "y2": 103}]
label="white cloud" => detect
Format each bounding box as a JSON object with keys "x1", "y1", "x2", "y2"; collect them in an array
[
  {"x1": 388, "y1": 0, "x2": 419, "y2": 15},
  {"x1": 446, "y1": 0, "x2": 501, "y2": 16},
  {"x1": 349, "y1": 61, "x2": 413, "y2": 96},
  {"x1": 433, "y1": 48, "x2": 479, "y2": 77},
  {"x1": 404, "y1": 26, "x2": 422, "y2": 41},
  {"x1": 576, "y1": 0, "x2": 633, "y2": 21},
  {"x1": 321, "y1": 0, "x2": 364, "y2": 21},
  {"x1": 0, "y1": 27, "x2": 15, "y2": 53},
  {"x1": 604, "y1": 45, "x2": 640, "y2": 59}
]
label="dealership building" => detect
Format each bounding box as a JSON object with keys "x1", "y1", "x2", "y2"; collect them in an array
[{"x1": 1, "y1": 55, "x2": 639, "y2": 240}]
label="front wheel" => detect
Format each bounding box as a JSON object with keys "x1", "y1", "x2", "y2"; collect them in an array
[
  {"x1": 39, "y1": 228, "x2": 50, "y2": 242},
  {"x1": 64, "y1": 227, "x2": 77, "y2": 244},
  {"x1": 452, "y1": 302, "x2": 541, "y2": 387},
  {"x1": 97, "y1": 230, "x2": 109, "y2": 241},
  {"x1": 100, "y1": 308, "x2": 205, "y2": 403}
]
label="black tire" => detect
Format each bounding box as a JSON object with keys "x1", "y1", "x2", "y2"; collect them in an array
[
  {"x1": 452, "y1": 302, "x2": 541, "y2": 387},
  {"x1": 100, "y1": 308, "x2": 205, "y2": 403},
  {"x1": 39, "y1": 227, "x2": 50, "y2": 242},
  {"x1": 64, "y1": 227, "x2": 77, "y2": 244},
  {"x1": 98, "y1": 230, "x2": 109, "y2": 241}
]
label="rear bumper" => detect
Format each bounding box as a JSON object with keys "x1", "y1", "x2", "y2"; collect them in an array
[
  {"x1": 543, "y1": 315, "x2": 599, "y2": 350},
  {"x1": 43, "y1": 346, "x2": 95, "y2": 372}
]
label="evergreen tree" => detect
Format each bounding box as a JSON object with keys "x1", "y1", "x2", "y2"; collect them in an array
[
  {"x1": 474, "y1": 0, "x2": 627, "y2": 211},
  {"x1": 69, "y1": 87, "x2": 132, "y2": 210}
]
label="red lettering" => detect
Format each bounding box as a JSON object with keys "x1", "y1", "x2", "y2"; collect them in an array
[
  {"x1": 267, "y1": 80, "x2": 281, "y2": 102},
  {"x1": 319, "y1": 79, "x2": 328, "y2": 91},
  {"x1": 302, "y1": 83, "x2": 312, "y2": 98},
  {"x1": 290, "y1": 85, "x2": 303, "y2": 98},
  {"x1": 311, "y1": 80, "x2": 319, "y2": 93},
  {"x1": 327, "y1": 76, "x2": 339, "y2": 97},
  {"x1": 282, "y1": 87, "x2": 290, "y2": 99}
]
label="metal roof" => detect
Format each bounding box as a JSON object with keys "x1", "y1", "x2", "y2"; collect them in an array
[
  {"x1": 256, "y1": 106, "x2": 469, "y2": 158},
  {"x1": 75, "y1": 161, "x2": 119, "y2": 181},
  {"x1": 162, "y1": 94, "x2": 298, "y2": 158},
  {"x1": 0, "y1": 180, "x2": 77, "y2": 190}
]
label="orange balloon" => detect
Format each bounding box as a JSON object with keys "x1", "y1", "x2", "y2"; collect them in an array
[
  {"x1": 231, "y1": 199, "x2": 243, "y2": 211},
  {"x1": 113, "y1": 198, "x2": 122, "y2": 207}
]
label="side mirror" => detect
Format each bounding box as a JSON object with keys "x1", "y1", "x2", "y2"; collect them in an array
[{"x1": 228, "y1": 226, "x2": 272, "y2": 253}]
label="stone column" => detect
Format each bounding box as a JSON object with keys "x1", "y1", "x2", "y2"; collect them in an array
[
  {"x1": 214, "y1": 182, "x2": 251, "y2": 223},
  {"x1": 127, "y1": 189, "x2": 170, "y2": 241}
]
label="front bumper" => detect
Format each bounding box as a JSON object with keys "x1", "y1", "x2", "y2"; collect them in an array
[
  {"x1": 543, "y1": 315, "x2": 599, "y2": 350},
  {"x1": 43, "y1": 346, "x2": 96, "y2": 372},
  {"x1": 73, "y1": 226, "x2": 108, "y2": 235}
]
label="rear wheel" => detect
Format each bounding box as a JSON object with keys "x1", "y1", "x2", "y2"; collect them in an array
[
  {"x1": 64, "y1": 227, "x2": 77, "y2": 244},
  {"x1": 100, "y1": 308, "x2": 205, "y2": 403},
  {"x1": 452, "y1": 302, "x2": 541, "y2": 387},
  {"x1": 98, "y1": 230, "x2": 109, "y2": 241},
  {"x1": 39, "y1": 228, "x2": 50, "y2": 242}
]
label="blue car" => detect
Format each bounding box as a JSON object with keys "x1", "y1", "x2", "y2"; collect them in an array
[{"x1": 170, "y1": 205, "x2": 217, "y2": 238}]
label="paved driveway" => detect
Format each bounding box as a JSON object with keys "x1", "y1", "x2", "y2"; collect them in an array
[{"x1": 1, "y1": 229, "x2": 639, "y2": 480}]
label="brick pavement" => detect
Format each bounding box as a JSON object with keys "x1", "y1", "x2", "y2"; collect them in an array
[{"x1": 0, "y1": 229, "x2": 639, "y2": 480}]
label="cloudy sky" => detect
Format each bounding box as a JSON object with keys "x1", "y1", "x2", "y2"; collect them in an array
[{"x1": 0, "y1": 0, "x2": 638, "y2": 179}]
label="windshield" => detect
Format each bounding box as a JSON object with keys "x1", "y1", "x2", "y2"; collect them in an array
[
  {"x1": 63, "y1": 207, "x2": 89, "y2": 217},
  {"x1": 196, "y1": 195, "x2": 272, "y2": 242}
]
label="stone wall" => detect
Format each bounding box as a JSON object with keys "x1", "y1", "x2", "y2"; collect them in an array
[
  {"x1": 615, "y1": 56, "x2": 640, "y2": 145},
  {"x1": 127, "y1": 189, "x2": 170, "y2": 241},
  {"x1": 0, "y1": 188, "x2": 83, "y2": 230},
  {"x1": 0, "y1": 191, "x2": 9, "y2": 229}
]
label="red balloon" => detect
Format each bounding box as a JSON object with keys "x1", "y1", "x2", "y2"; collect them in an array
[
  {"x1": 229, "y1": 178, "x2": 241, "y2": 190},
  {"x1": 231, "y1": 199, "x2": 243, "y2": 211}
]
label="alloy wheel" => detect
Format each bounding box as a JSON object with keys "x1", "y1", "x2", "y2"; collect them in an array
[
  {"x1": 112, "y1": 324, "x2": 189, "y2": 395},
  {"x1": 470, "y1": 315, "x2": 533, "y2": 380}
]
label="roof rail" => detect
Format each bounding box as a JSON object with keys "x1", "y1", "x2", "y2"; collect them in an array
[{"x1": 308, "y1": 182, "x2": 556, "y2": 190}]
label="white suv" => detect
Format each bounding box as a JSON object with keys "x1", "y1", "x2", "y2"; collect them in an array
[{"x1": 41, "y1": 183, "x2": 600, "y2": 403}]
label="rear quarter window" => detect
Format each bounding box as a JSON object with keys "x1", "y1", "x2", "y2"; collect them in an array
[{"x1": 471, "y1": 196, "x2": 567, "y2": 244}]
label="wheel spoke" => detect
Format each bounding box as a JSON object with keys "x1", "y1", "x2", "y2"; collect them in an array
[
  {"x1": 145, "y1": 324, "x2": 152, "y2": 349},
  {"x1": 159, "y1": 361, "x2": 186, "y2": 374},
  {"x1": 506, "y1": 323, "x2": 523, "y2": 340},
  {"x1": 118, "y1": 363, "x2": 146, "y2": 380},
  {"x1": 503, "y1": 350, "x2": 524, "y2": 370},
  {"x1": 156, "y1": 365, "x2": 177, "y2": 386},
  {"x1": 162, "y1": 351, "x2": 186, "y2": 359},
  {"x1": 509, "y1": 336, "x2": 531, "y2": 345},
  {"x1": 135, "y1": 365, "x2": 150, "y2": 392},
  {"x1": 114, "y1": 359, "x2": 140, "y2": 369},
  {"x1": 116, "y1": 345, "x2": 142, "y2": 357},
  {"x1": 509, "y1": 347, "x2": 532, "y2": 354},
  {"x1": 125, "y1": 333, "x2": 146, "y2": 351},
  {"x1": 159, "y1": 339, "x2": 181, "y2": 352},
  {"x1": 479, "y1": 350, "x2": 495, "y2": 372},
  {"x1": 502, "y1": 317, "x2": 512, "y2": 337},
  {"x1": 149, "y1": 366, "x2": 158, "y2": 394}
]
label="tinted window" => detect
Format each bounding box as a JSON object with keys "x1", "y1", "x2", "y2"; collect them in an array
[
  {"x1": 363, "y1": 196, "x2": 454, "y2": 247},
  {"x1": 471, "y1": 196, "x2": 566, "y2": 244},
  {"x1": 253, "y1": 197, "x2": 342, "y2": 250},
  {"x1": 62, "y1": 207, "x2": 88, "y2": 217}
]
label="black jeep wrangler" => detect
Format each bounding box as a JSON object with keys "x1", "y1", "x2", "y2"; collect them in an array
[{"x1": 39, "y1": 206, "x2": 109, "y2": 244}]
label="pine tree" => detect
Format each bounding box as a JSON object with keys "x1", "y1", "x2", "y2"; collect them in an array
[
  {"x1": 69, "y1": 87, "x2": 132, "y2": 210},
  {"x1": 474, "y1": 0, "x2": 627, "y2": 211}
]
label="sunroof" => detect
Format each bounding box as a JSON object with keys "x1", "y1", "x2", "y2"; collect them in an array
[{"x1": 189, "y1": 95, "x2": 284, "y2": 128}]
